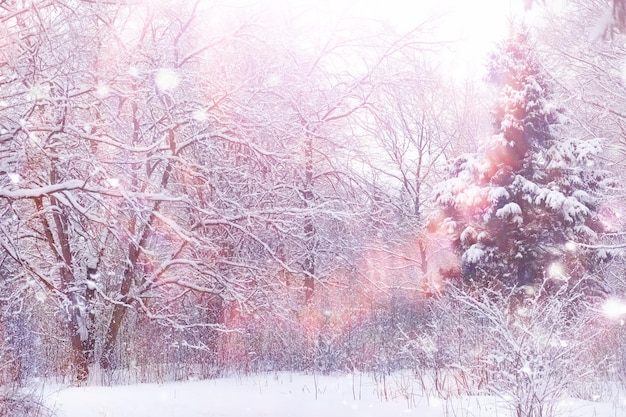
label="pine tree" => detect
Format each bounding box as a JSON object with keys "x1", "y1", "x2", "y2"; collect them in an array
[{"x1": 434, "y1": 29, "x2": 607, "y2": 292}]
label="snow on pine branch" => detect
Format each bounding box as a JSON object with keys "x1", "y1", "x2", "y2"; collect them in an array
[{"x1": 495, "y1": 202, "x2": 523, "y2": 225}]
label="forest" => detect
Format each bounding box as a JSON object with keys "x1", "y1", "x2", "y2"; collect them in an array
[{"x1": 3, "y1": 0, "x2": 626, "y2": 416}]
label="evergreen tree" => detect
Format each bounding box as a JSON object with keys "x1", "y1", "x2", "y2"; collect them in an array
[{"x1": 434, "y1": 29, "x2": 607, "y2": 291}]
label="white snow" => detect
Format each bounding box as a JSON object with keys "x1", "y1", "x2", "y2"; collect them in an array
[
  {"x1": 488, "y1": 187, "x2": 509, "y2": 202},
  {"x1": 0, "y1": 179, "x2": 84, "y2": 199},
  {"x1": 460, "y1": 226, "x2": 476, "y2": 243},
  {"x1": 42, "y1": 373, "x2": 623, "y2": 417},
  {"x1": 544, "y1": 190, "x2": 566, "y2": 210},
  {"x1": 495, "y1": 202, "x2": 523, "y2": 225},
  {"x1": 86, "y1": 256, "x2": 98, "y2": 270},
  {"x1": 463, "y1": 244, "x2": 485, "y2": 263},
  {"x1": 590, "y1": 8, "x2": 614, "y2": 42},
  {"x1": 457, "y1": 186, "x2": 484, "y2": 207},
  {"x1": 7, "y1": 173, "x2": 20, "y2": 184},
  {"x1": 495, "y1": 202, "x2": 522, "y2": 217}
]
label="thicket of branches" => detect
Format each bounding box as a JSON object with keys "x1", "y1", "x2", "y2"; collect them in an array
[{"x1": 2, "y1": 1, "x2": 626, "y2": 416}]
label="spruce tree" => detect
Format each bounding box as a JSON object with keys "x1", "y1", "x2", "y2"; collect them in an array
[{"x1": 434, "y1": 29, "x2": 607, "y2": 291}]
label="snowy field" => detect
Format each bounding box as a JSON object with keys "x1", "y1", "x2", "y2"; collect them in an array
[{"x1": 42, "y1": 373, "x2": 621, "y2": 417}]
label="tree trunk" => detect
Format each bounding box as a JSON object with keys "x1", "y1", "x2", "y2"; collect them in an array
[
  {"x1": 100, "y1": 130, "x2": 174, "y2": 368},
  {"x1": 67, "y1": 291, "x2": 90, "y2": 381},
  {"x1": 303, "y1": 134, "x2": 315, "y2": 304},
  {"x1": 34, "y1": 196, "x2": 91, "y2": 381},
  {"x1": 82, "y1": 263, "x2": 98, "y2": 364},
  {"x1": 99, "y1": 244, "x2": 139, "y2": 370}
]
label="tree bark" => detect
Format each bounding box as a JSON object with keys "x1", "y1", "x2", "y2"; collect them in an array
[
  {"x1": 34, "y1": 196, "x2": 90, "y2": 381},
  {"x1": 83, "y1": 263, "x2": 98, "y2": 364}
]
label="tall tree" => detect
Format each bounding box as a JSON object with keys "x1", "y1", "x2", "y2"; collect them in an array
[{"x1": 434, "y1": 29, "x2": 608, "y2": 291}]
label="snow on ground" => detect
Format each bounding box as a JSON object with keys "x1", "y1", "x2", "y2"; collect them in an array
[{"x1": 43, "y1": 372, "x2": 621, "y2": 417}]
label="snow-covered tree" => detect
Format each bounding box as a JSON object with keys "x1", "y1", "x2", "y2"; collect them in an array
[
  {"x1": 1, "y1": 0, "x2": 458, "y2": 381},
  {"x1": 434, "y1": 29, "x2": 608, "y2": 291},
  {"x1": 437, "y1": 284, "x2": 610, "y2": 417}
]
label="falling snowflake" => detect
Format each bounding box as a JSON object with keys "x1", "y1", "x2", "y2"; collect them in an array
[
  {"x1": 96, "y1": 84, "x2": 110, "y2": 97},
  {"x1": 35, "y1": 290, "x2": 47, "y2": 303},
  {"x1": 27, "y1": 83, "x2": 50, "y2": 101},
  {"x1": 603, "y1": 298, "x2": 626, "y2": 320},
  {"x1": 192, "y1": 109, "x2": 208, "y2": 121},
  {"x1": 155, "y1": 68, "x2": 180, "y2": 92},
  {"x1": 516, "y1": 306, "x2": 529, "y2": 317},
  {"x1": 107, "y1": 178, "x2": 120, "y2": 187},
  {"x1": 27, "y1": 84, "x2": 50, "y2": 101},
  {"x1": 547, "y1": 263, "x2": 566, "y2": 280}
]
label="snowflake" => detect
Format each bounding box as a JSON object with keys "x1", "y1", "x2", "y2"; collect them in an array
[
  {"x1": 565, "y1": 241, "x2": 577, "y2": 251},
  {"x1": 27, "y1": 83, "x2": 50, "y2": 101},
  {"x1": 603, "y1": 298, "x2": 626, "y2": 320},
  {"x1": 192, "y1": 109, "x2": 208, "y2": 121},
  {"x1": 547, "y1": 263, "x2": 566, "y2": 280},
  {"x1": 128, "y1": 66, "x2": 140, "y2": 77},
  {"x1": 155, "y1": 68, "x2": 180, "y2": 92},
  {"x1": 107, "y1": 178, "x2": 120, "y2": 187},
  {"x1": 96, "y1": 84, "x2": 110, "y2": 98}
]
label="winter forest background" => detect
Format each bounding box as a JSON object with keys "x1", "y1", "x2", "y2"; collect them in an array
[{"x1": 4, "y1": 0, "x2": 626, "y2": 416}]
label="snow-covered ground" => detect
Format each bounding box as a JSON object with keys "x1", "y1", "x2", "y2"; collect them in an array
[{"x1": 42, "y1": 372, "x2": 622, "y2": 417}]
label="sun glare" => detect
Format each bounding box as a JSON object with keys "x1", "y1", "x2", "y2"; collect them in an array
[
  {"x1": 232, "y1": 0, "x2": 528, "y2": 79},
  {"x1": 433, "y1": 0, "x2": 526, "y2": 76}
]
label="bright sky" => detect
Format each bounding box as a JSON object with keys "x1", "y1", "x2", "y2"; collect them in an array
[
  {"x1": 257, "y1": 0, "x2": 532, "y2": 78},
  {"x1": 427, "y1": 0, "x2": 529, "y2": 76}
]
